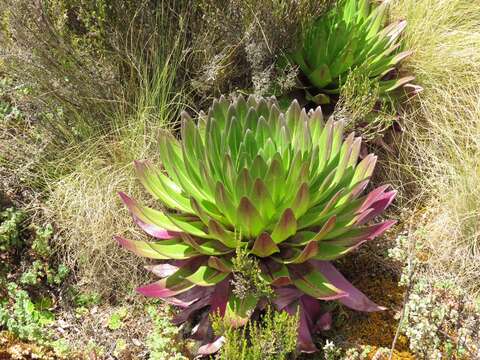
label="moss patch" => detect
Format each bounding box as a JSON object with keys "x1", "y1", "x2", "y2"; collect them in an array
[{"x1": 334, "y1": 249, "x2": 415, "y2": 359}]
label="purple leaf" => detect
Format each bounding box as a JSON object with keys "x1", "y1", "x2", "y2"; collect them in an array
[
  {"x1": 315, "y1": 311, "x2": 332, "y2": 331},
  {"x1": 312, "y1": 261, "x2": 386, "y2": 312},
  {"x1": 209, "y1": 278, "x2": 230, "y2": 316},
  {"x1": 132, "y1": 217, "x2": 180, "y2": 239},
  {"x1": 137, "y1": 258, "x2": 206, "y2": 298},
  {"x1": 357, "y1": 190, "x2": 396, "y2": 225},
  {"x1": 357, "y1": 185, "x2": 390, "y2": 213},
  {"x1": 172, "y1": 296, "x2": 211, "y2": 325},
  {"x1": 285, "y1": 301, "x2": 318, "y2": 353},
  {"x1": 163, "y1": 286, "x2": 212, "y2": 308},
  {"x1": 327, "y1": 220, "x2": 396, "y2": 246},
  {"x1": 273, "y1": 286, "x2": 303, "y2": 310},
  {"x1": 118, "y1": 192, "x2": 181, "y2": 238},
  {"x1": 137, "y1": 280, "x2": 193, "y2": 298}
]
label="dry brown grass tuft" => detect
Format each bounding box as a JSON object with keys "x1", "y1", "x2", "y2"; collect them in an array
[{"x1": 46, "y1": 152, "x2": 150, "y2": 296}]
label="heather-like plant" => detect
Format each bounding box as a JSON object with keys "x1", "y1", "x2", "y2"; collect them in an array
[
  {"x1": 116, "y1": 96, "x2": 396, "y2": 353},
  {"x1": 290, "y1": 0, "x2": 414, "y2": 104}
]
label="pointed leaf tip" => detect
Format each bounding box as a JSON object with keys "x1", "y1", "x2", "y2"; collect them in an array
[
  {"x1": 114, "y1": 235, "x2": 127, "y2": 248},
  {"x1": 272, "y1": 208, "x2": 297, "y2": 243},
  {"x1": 251, "y1": 232, "x2": 280, "y2": 257}
]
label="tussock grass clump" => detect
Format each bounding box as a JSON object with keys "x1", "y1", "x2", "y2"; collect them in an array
[
  {"x1": 44, "y1": 45, "x2": 187, "y2": 296},
  {"x1": 47, "y1": 156, "x2": 148, "y2": 296},
  {"x1": 390, "y1": 0, "x2": 480, "y2": 97},
  {"x1": 0, "y1": 0, "x2": 188, "y2": 144},
  {"x1": 399, "y1": 91, "x2": 480, "y2": 292},
  {"x1": 1, "y1": 0, "x2": 188, "y2": 296},
  {"x1": 385, "y1": 0, "x2": 480, "y2": 292}
]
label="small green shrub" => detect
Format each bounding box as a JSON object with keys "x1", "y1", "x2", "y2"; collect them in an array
[
  {"x1": 0, "y1": 213, "x2": 70, "y2": 351},
  {"x1": 321, "y1": 341, "x2": 384, "y2": 360},
  {"x1": 230, "y1": 243, "x2": 274, "y2": 301},
  {"x1": 333, "y1": 67, "x2": 396, "y2": 140},
  {"x1": 0, "y1": 282, "x2": 54, "y2": 344},
  {"x1": 401, "y1": 279, "x2": 479, "y2": 359},
  {"x1": 146, "y1": 305, "x2": 187, "y2": 360},
  {"x1": 0, "y1": 77, "x2": 23, "y2": 123},
  {"x1": 31, "y1": 224, "x2": 54, "y2": 258},
  {"x1": 389, "y1": 232, "x2": 480, "y2": 359},
  {"x1": 0, "y1": 207, "x2": 25, "y2": 251},
  {"x1": 212, "y1": 306, "x2": 298, "y2": 360},
  {"x1": 19, "y1": 260, "x2": 69, "y2": 287},
  {"x1": 107, "y1": 308, "x2": 128, "y2": 331},
  {"x1": 71, "y1": 290, "x2": 102, "y2": 308}
]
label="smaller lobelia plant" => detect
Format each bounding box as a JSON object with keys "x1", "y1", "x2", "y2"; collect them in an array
[
  {"x1": 289, "y1": 0, "x2": 414, "y2": 104},
  {"x1": 115, "y1": 95, "x2": 396, "y2": 354}
]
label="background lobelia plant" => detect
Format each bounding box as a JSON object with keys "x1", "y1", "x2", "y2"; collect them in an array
[
  {"x1": 289, "y1": 0, "x2": 414, "y2": 104},
  {"x1": 115, "y1": 96, "x2": 396, "y2": 354}
]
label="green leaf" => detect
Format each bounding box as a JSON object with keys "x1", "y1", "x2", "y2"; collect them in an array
[
  {"x1": 264, "y1": 154, "x2": 285, "y2": 205},
  {"x1": 185, "y1": 265, "x2": 229, "y2": 286},
  {"x1": 207, "y1": 219, "x2": 237, "y2": 248},
  {"x1": 115, "y1": 236, "x2": 198, "y2": 260},
  {"x1": 284, "y1": 241, "x2": 318, "y2": 264},
  {"x1": 314, "y1": 242, "x2": 354, "y2": 260},
  {"x1": 380, "y1": 76, "x2": 415, "y2": 93},
  {"x1": 208, "y1": 257, "x2": 233, "y2": 273},
  {"x1": 180, "y1": 233, "x2": 233, "y2": 256},
  {"x1": 250, "y1": 233, "x2": 280, "y2": 257},
  {"x1": 236, "y1": 197, "x2": 264, "y2": 238},
  {"x1": 288, "y1": 264, "x2": 344, "y2": 300},
  {"x1": 291, "y1": 183, "x2": 310, "y2": 218},
  {"x1": 224, "y1": 294, "x2": 258, "y2": 328},
  {"x1": 271, "y1": 209, "x2": 297, "y2": 244},
  {"x1": 250, "y1": 178, "x2": 275, "y2": 221},
  {"x1": 134, "y1": 161, "x2": 192, "y2": 213},
  {"x1": 308, "y1": 64, "x2": 332, "y2": 88},
  {"x1": 215, "y1": 182, "x2": 238, "y2": 225}
]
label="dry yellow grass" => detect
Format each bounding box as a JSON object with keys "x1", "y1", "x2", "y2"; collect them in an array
[
  {"x1": 46, "y1": 153, "x2": 150, "y2": 296},
  {"x1": 11, "y1": 7, "x2": 189, "y2": 296},
  {"x1": 385, "y1": 0, "x2": 480, "y2": 291}
]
